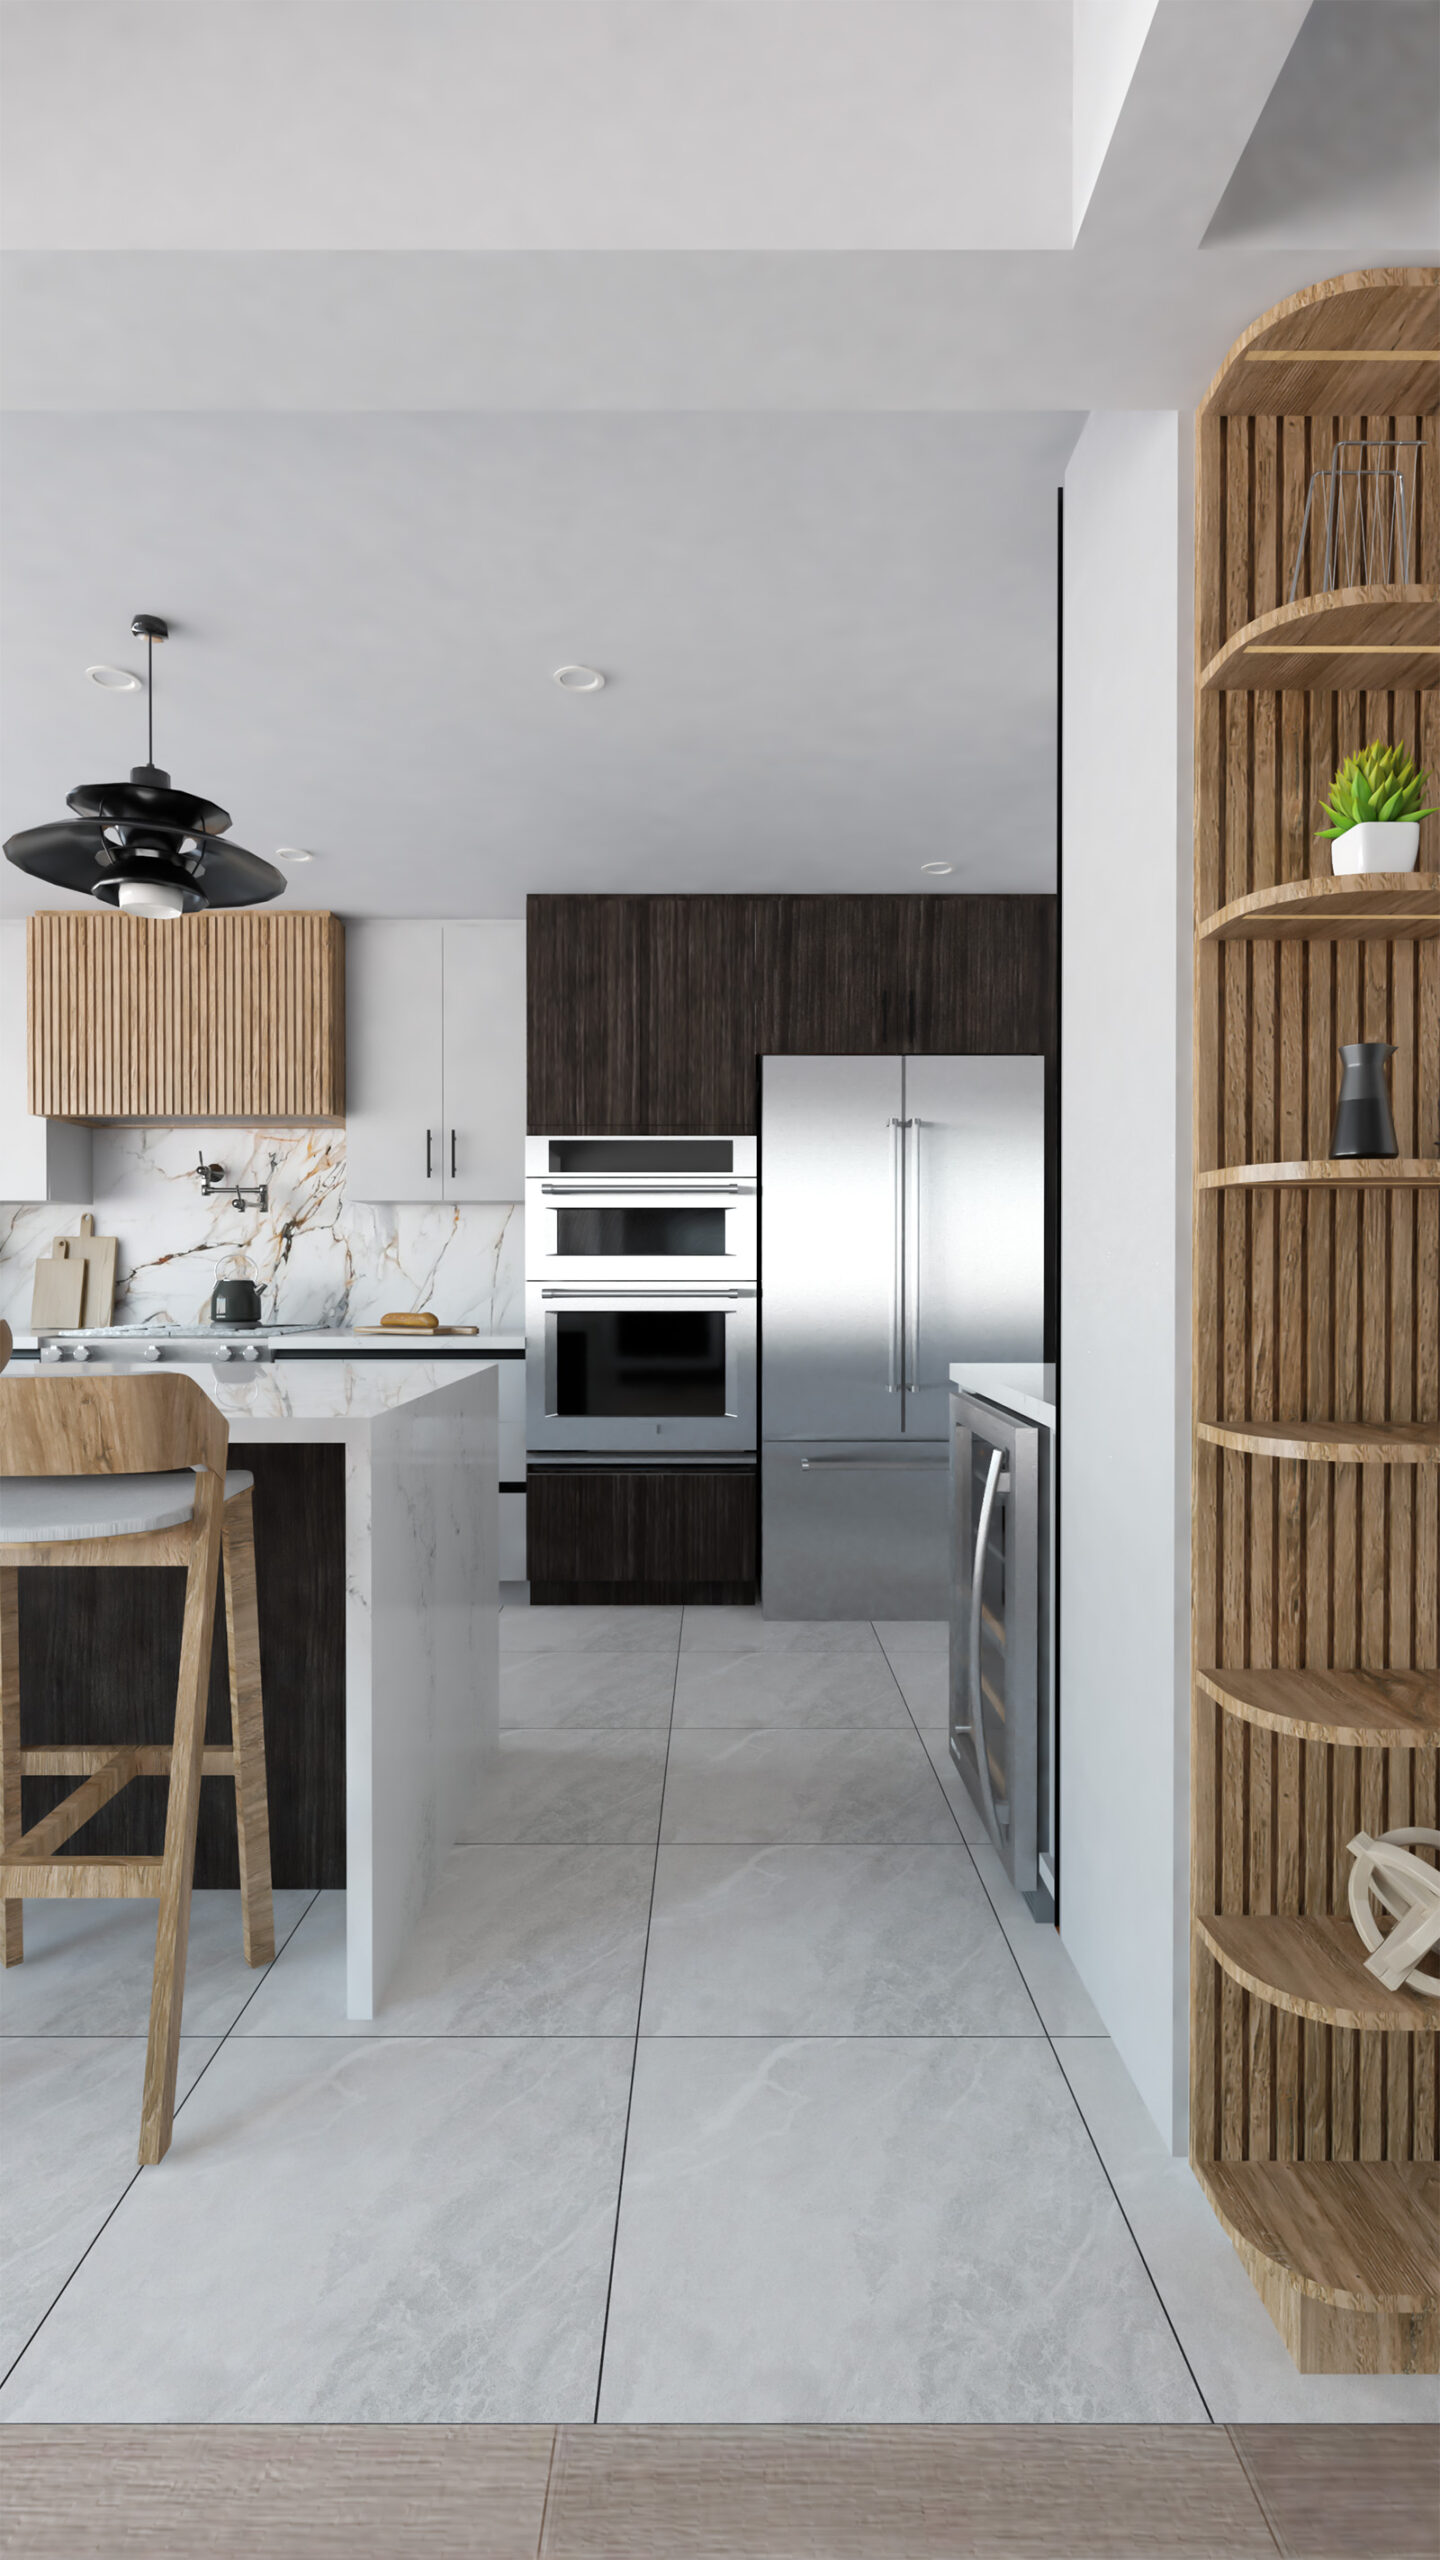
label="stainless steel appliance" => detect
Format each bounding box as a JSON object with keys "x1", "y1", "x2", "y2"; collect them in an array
[
  {"x1": 32, "y1": 1324, "x2": 315, "y2": 1364},
  {"x1": 526, "y1": 1136, "x2": 758, "y2": 1455},
  {"x1": 525, "y1": 1136, "x2": 756, "y2": 1282},
  {"x1": 760, "y1": 1055, "x2": 1044, "y2": 1616},
  {"x1": 949, "y1": 1387, "x2": 1052, "y2": 1915}
]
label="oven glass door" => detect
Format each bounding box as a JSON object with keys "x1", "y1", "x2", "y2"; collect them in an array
[
  {"x1": 527, "y1": 1183, "x2": 757, "y2": 1282},
  {"x1": 527, "y1": 1286, "x2": 757, "y2": 1452}
]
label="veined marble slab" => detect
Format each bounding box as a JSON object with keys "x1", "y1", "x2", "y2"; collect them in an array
[
  {"x1": 35, "y1": 1357, "x2": 499, "y2": 2023},
  {"x1": 0, "y1": 1122, "x2": 523, "y2": 1334}
]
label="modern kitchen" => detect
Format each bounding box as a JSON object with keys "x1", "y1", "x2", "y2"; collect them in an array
[{"x1": 1, "y1": 5, "x2": 1437, "y2": 2549}]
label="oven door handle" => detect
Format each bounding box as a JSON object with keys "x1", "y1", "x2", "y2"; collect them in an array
[
  {"x1": 538, "y1": 1286, "x2": 753, "y2": 1301},
  {"x1": 536, "y1": 1181, "x2": 751, "y2": 1196}
]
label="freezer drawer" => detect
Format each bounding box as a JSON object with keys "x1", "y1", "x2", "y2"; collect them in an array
[{"x1": 761, "y1": 1440, "x2": 950, "y2": 1620}]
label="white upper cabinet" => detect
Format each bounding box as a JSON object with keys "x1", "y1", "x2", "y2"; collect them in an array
[
  {"x1": 0, "y1": 919, "x2": 93, "y2": 1205},
  {"x1": 440, "y1": 921, "x2": 526, "y2": 1201},
  {"x1": 345, "y1": 921, "x2": 525, "y2": 1204}
]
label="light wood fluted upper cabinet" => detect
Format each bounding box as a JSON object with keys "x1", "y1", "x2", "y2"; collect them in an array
[{"x1": 27, "y1": 909, "x2": 345, "y2": 1122}]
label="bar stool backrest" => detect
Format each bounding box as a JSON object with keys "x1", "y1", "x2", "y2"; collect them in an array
[{"x1": 0, "y1": 1372, "x2": 227, "y2": 1482}]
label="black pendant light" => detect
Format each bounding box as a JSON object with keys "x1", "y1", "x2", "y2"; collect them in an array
[{"x1": 4, "y1": 615, "x2": 286, "y2": 919}]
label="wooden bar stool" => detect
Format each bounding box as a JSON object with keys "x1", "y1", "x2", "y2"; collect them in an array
[{"x1": 0, "y1": 1371, "x2": 274, "y2": 2163}]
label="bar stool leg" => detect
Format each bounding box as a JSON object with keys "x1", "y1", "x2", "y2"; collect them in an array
[
  {"x1": 0, "y1": 1570, "x2": 21, "y2": 1967},
  {"x1": 222, "y1": 1490, "x2": 274, "y2": 1967},
  {"x1": 139, "y1": 1469, "x2": 224, "y2": 2166}
]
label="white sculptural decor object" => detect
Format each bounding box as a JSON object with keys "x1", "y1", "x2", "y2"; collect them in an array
[{"x1": 1347, "y1": 1828, "x2": 1440, "y2": 1998}]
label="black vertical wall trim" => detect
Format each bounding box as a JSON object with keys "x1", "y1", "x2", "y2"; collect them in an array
[{"x1": 1053, "y1": 479, "x2": 1064, "y2": 1927}]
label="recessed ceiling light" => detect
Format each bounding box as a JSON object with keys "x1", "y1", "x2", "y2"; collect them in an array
[
  {"x1": 276, "y1": 847, "x2": 314, "y2": 863},
  {"x1": 553, "y1": 664, "x2": 606, "y2": 691},
  {"x1": 921, "y1": 861, "x2": 954, "y2": 875},
  {"x1": 86, "y1": 664, "x2": 141, "y2": 691}
]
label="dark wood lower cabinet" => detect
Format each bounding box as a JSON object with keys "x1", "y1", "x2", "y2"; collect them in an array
[
  {"x1": 528, "y1": 1466, "x2": 757, "y2": 1604},
  {"x1": 16, "y1": 1445, "x2": 346, "y2": 1889}
]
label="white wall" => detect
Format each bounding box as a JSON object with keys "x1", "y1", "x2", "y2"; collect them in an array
[{"x1": 1060, "y1": 410, "x2": 1193, "y2": 2150}]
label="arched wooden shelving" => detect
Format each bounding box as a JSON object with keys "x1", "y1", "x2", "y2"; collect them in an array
[
  {"x1": 1198, "y1": 873, "x2": 1440, "y2": 942},
  {"x1": 1197, "y1": 1161, "x2": 1439, "y2": 1190},
  {"x1": 1199, "y1": 586, "x2": 1439, "y2": 694},
  {"x1": 1191, "y1": 266, "x2": 1440, "y2": 2376}
]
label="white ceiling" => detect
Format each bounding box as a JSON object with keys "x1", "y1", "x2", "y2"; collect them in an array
[
  {"x1": 0, "y1": 411, "x2": 1080, "y2": 915},
  {"x1": 1, "y1": 2, "x2": 1075, "y2": 254},
  {"x1": 1, "y1": 0, "x2": 1436, "y2": 919}
]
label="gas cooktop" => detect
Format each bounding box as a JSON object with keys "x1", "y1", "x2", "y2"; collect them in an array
[{"x1": 40, "y1": 1323, "x2": 318, "y2": 1337}]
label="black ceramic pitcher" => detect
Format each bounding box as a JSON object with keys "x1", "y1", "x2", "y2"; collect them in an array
[{"x1": 1330, "y1": 1042, "x2": 1398, "y2": 1160}]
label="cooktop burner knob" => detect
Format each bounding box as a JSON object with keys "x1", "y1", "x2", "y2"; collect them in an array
[
  {"x1": 144, "y1": 1344, "x2": 162, "y2": 1360},
  {"x1": 242, "y1": 1345, "x2": 261, "y2": 1362},
  {"x1": 213, "y1": 1344, "x2": 234, "y2": 1361},
  {"x1": 72, "y1": 1344, "x2": 91, "y2": 1361}
]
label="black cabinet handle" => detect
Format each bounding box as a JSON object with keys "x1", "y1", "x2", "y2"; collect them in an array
[
  {"x1": 907, "y1": 991, "x2": 916, "y2": 1044},
  {"x1": 450, "y1": 1129, "x2": 457, "y2": 1179},
  {"x1": 425, "y1": 1128, "x2": 433, "y2": 1180}
]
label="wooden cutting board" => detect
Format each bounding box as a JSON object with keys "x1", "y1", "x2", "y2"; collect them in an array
[
  {"x1": 65, "y1": 1213, "x2": 118, "y2": 1327},
  {"x1": 352, "y1": 1325, "x2": 481, "y2": 1337},
  {"x1": 30, "y1": 1240, "x2": 87, "y2": 1331}
]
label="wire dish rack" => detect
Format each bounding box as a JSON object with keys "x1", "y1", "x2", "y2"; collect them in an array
[{"x1": 1288, "y1": 438, "x2": 1424, "y2": 601}]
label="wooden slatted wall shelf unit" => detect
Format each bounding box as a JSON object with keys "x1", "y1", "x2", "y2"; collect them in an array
[
  {"x1": 1192, "y1": 269, "x2": 1440, "y2": 2376},
  {"x1": 27, "y1": 909, "x2": 345, "y2": 1121}
]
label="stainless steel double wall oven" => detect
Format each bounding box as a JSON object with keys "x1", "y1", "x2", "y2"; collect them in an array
[{"x1": 525, "y1": 1137, "x2": 758, "y2": 1455}]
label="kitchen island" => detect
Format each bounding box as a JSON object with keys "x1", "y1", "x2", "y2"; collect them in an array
[{"x1": 11, "y1": 1358, "x2": 498, "y2": 2017}]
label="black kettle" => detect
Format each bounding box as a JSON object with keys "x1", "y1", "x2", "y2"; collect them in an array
[{"x1": 210, "y1": 1253, "x2": 263, "y2": 1327}]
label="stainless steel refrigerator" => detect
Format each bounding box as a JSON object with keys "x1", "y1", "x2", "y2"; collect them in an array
[{"x1": 760, "y1": 1054, "x2": 1045, "y2": 1617}]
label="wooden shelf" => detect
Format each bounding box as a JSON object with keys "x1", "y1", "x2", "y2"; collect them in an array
[
  {"x1": 1197, "y1": 1666, "x2": 1440, "y2": 1749},
  {"x1": 1197, "y1": 873, "x2": 1440, "y2": 943},
  {"x1": 1198, "y1": 1418, "x2": 1440, "y2": 1464},
  {"x1": 1200, "y1": 587, "x2": 1440, "y2": 694},
  {"x1": 1200, "y1": 271, "x2": 1440, "y2": 418},
  {"x1": 1198, "y1": 1913, "x2": 1439, "y2": 2032},
  {"x1": 1199, "y1": 1160, "x2": 1437, "y2": 1191},
  {"x1": 1194, "y1": 2159, "x2": 1438, "y2": 2372}
]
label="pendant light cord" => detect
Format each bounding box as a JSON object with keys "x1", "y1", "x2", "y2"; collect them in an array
[{"x1": 147, "y1": 631, "x2": 154, "y2": 766}]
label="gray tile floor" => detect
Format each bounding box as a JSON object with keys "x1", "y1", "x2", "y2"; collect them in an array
[{"x1": 1, "y1": 1603, "x2": 1434, "y2": 2425}]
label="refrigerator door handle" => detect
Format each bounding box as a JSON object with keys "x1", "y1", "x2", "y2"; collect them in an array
[
  {"x1": 955, "y1": 1446, "x2": 1009, "y2": 1841},
  {"x1": 887, "y1": 1116, "x2": 904, "y2": 1391},
  {"x1": 904, "y1": 1117, "x2": 921, "y2": 1393},
  {"x1": 799, "y1": 1455, "x2": 948, "y2": 1470}
]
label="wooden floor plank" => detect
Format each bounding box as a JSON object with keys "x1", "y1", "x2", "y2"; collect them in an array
[
  {"x1": 1229, "y1": 2423, "x2": 1440, "y2": 2559},
  {"x1": 538, "y1": 2425, "x2": 1277, "y2": 2559},
  {"x1": 0, "y1": 2426, "x2": 556, "y2": 2560}
]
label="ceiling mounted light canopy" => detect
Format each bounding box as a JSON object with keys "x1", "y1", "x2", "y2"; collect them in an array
[
  {"x1": 5, "y1": 615, "x2": 287, "y2": 920},
  {"x1": 553, "y1": 664, "x2": 606, "y2": 691}
]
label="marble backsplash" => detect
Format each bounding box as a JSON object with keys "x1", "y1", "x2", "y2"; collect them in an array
[{"x1": 0, "y1": 1127, "x2": 522, "y2": 1333}]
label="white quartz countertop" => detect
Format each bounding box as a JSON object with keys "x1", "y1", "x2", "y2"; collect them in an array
[
  {"x1": 949, "y1": 1362, "x2": 1057, "y2": 1430},
  {"x1": 10, "y1": 1356, "x2": 500, "y2": 1443},
  {"x1": 2, "y1": 1329, "x2": 523, "y2": 1356}
]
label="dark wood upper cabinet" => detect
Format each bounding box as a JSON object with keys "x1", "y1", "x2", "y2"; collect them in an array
[
  {"x1": 900, "y1": 895, "x2": 1056, "y2": 1055},
  {"x1": 753, "y1": 896, "x2": 900, "y2": 1054},
  {"x1": 528, "y1": 892, "x2": 1057, "y2": 1132},
  {"x1": 528, "y1": 895, "x2": 756, "y2": 1132}
]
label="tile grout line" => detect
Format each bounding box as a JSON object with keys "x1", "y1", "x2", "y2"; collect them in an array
[
  {"x1": 1223, "y1": 2424, "x2": 1289, "y2": 2557},
  {"x1": 587, "y1": 1622, "x2": 682, "y2": 2427},
  {"x1": 874, "y1": 1624, "x2": 1217, "y2": 2427},
  {"x1": 0, "y1": 1886, "x2": 322, "y2": 2398}
]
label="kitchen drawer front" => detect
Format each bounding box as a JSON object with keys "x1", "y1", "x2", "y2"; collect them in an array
[{"x1": 527, "y1": 1465, "x2": 756, "y2": 1603}]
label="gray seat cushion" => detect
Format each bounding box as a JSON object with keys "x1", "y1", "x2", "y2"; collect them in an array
[{"x1": 0, "y1": 1468, "x2": 254, "y2": 1545}]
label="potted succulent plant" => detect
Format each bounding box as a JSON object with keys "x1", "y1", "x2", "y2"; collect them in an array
[{"x1": 1317, "y1": 742, "x2": 1435, "y2": 875}]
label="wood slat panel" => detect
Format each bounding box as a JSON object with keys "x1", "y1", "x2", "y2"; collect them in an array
[
  {"x1": 1193, "y1": 276, "x2": 1440, "y2": 2373},
  {"x1": 25, "y1": 912, "x2": 345, "y2": 1122}
]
